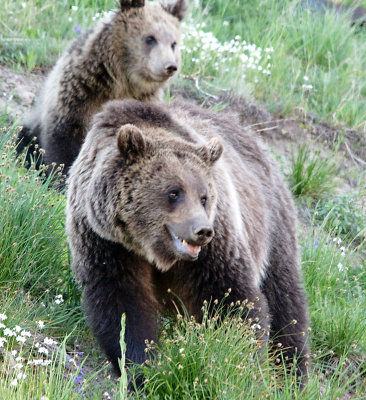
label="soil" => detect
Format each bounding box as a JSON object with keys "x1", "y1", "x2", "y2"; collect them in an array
[{"x1": 1, "y1": 64, "x2": 365, "y2": 168}]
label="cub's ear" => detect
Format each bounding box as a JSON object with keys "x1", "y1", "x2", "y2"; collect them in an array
[
  {"x1": 162, "y1": 0, "x2": 188, "y2": 21},
  {"x1": 117, "y1": 124, "x2": 147, "y2": 164},
  {"x1": 198, "y1": 137, "x2": 223, "y2": 166},
  {"x1": 120, "y1": 0, "x2": 144, "y2": 12}
]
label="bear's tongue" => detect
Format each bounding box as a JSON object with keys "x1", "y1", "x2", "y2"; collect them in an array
[{"x1": 181, "y1": 240, "x2": 201, "y2": 257}]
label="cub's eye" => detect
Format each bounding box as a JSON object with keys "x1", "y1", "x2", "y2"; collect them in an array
[
  {"x1": 168, "y1": 189, "x2": 180, "y2": 202},
  {"x1": 145, "y1": 35, "x2": 157, "y2": 46},
  {"x1": 201, "y1": 196, "x2": 207, "y2": 206},
  {"x1": 171, "y1": 41, "x2": 177, "y2": 51}
]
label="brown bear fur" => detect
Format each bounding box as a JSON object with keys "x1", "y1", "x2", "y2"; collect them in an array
[
  {"x1": 16, "y1": 0, "x2": 188, "y2": 177},
  {"x1": 66, "y1": 99, "x2": 311, "y2": 384}
]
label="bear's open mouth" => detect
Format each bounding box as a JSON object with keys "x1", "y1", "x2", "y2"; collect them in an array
[{"x1": 168, "y1": 229, "x2": 201, "y2": 259}]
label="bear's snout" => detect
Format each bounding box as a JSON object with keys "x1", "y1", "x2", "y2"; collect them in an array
[
  {"x1": 166, "y1": 215, "x2": 214, "y2": 260},
  {"x1": 167, "y1": 216, "x2": 214, "y2": 246},
  {"x1": 192, "y1": 222, "x2": 214, "y2": 243},
  {"x1": 163, "y1": 61, "x2": 178, "y2": 76}
]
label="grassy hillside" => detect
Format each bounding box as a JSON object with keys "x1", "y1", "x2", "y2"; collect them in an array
[{"x1": 0, "y1": 0, "x2": 365, "y2": 399}]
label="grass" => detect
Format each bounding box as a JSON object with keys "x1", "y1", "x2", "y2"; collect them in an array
[
  {"x1": 181, "y1": 0, "x2": 366, "y2": 129},
  {"x1": 288, "y1": 143, "x2": 338, "y2": 199},
  {"x1": 131, "y1": 300, "x2": 366, "y2": 399},
  {"x1": 0, "y1": 0, "x2": 365, "y2": 398}
]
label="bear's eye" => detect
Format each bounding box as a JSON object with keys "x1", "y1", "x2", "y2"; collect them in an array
[
  {"x1": 145, "y1": 35, "x2": 157, "y2": 46},
  {"x1": 168, "y1": 189, "x2": 180, "y2": 202},
  {"x1": 171, "y1": 41, "x2": 177, "y2": 51},
  {"x1": 201, "y1": 196, "x2": 207, "y2": 207}
]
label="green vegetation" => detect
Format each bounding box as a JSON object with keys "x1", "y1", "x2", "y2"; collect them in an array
[
  {"x1": 183, "y1": 0, "x2": 366, "y2": 129},
  {"x1": 0, "y1": 0, "x2": 365, "y2": 399},
  {"x1": 288, "y1": 144, "x2": 338, "y2": 199},
  {"x1": 312, "y1": 192, "x2": 366, "y2": 243}
]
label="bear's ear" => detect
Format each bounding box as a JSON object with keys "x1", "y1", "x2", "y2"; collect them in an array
[
  {"x1": 198, "y1": 137, "x2": 223, "y2": 166},
  {"x1": 162, "y1": 0, "x2": 188, "y2": 21},
  {"x1": 117, "y1": 124, "x2": 147, "y2": 164},
  {"x1": 120, "y1": 0, "x2": 145, "y2": 12}
]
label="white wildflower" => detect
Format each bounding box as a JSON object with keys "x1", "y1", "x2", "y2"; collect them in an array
[
  {"x1": 10, "y1": 379, "x2": 18, "y2": 386},
  {"x1": 14, "y1": 325, "x2": 22, "y2": 333},
  {"x1": 337, "y1": 263, "x2": 344, "y2": 272},
  {"x1": 21, "y1": 330, "x2": 32, "y2": 337},
  {"x1": 303, "y1": 75, "x2": 309, "y2": 81},
  {"x1": 0, "y1": 337, "x2": 7, "y2": 347},
  {"x1": 37, "y1": 320, "x2": 45, "y2": 329},
  {"x1": 179, "y1": 348, "x2": 184, "y2": 353},
  {"x1": 38, "y1": 347, "x2": 49, "y2": 355},
  {"x1": 44, "y1": 337, "x2": 57, "y2": 346},
  {"x1": 0, "y1": 313, "x2": 7, "y2": 321},
  {"x1": 16, "y1": 335, "x2": 27, "y2": 343},
  {"x1": 4, "y1": 328, "x2": 16, "y2": 337},
  {"x1": 17, "y1": 372, "x2": 27, "y2": 380},
  {"x1": 55, "y1": 294, "x2": 64, "y2": 304},
  {"x1": 0, "y1": 323, "x2": 5, "y2": 329},
  {"x1": 72, "y1": 6, "x2": 78, "y2": 11}
]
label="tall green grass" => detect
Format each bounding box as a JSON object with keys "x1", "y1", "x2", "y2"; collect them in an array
[
  {"x1": 288, "y1": 144, "x2": 338, "y2": 199},
  {"x1": 132, "y1": 297, "x2": 365, "y2": 399},
  {"x1": 0, "y1": 0, "x2": 115, "y2": 69},
  {"x1": 182, "y1": 0, "x2": 366, "y2": 129},
  {"x1": 0, "y1": 122, "x2": 71, "y2": 297}
]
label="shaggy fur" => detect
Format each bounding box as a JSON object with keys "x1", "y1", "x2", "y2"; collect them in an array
[
  {"x1": 66, "y1": 99, "x2": 311, "y2": 384},
  {"x1": 16, "y1": 0, "x2": 188, "y2": 177}
]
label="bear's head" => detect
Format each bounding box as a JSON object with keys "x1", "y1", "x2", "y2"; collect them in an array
[
  {"x1": 115, "y1": 0, "x2": 188, "y2": 91},
  {"x1": 86, "y1": 122, "x2": 223, "y2": 272}
]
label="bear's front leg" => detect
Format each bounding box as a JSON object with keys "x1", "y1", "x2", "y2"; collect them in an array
[
  {"x1": 43, "y1": 117, "x2": 85, "y2": 177},
  {"x1": 82, "y1": 251, "x2": 158, "y2": 375}
]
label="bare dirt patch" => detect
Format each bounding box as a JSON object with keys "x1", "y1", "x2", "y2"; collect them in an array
[{"x1": 0, "y1": 66, "x2": 43, "y2": 121}]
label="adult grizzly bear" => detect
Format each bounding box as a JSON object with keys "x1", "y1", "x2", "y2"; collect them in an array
[
  {"x1": 66, "y1": 99, "x2": 310, "y2": 384},
  {"x1": 17, "y1": 0, "x2": 188, "y2": 177}
]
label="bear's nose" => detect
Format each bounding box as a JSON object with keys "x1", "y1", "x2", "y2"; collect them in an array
[
  {"x1": 164, "y1": 62, "x2": 178, "y2": 75},
  {"x1": 192, "y1": 224, "x2": 214, "y2": 243}
]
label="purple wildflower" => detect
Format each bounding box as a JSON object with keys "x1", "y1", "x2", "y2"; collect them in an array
[{"x1": 74, "y1": 24, "x2": 82, "y2": 35}]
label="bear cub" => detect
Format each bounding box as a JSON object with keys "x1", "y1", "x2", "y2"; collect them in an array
[
  {"x1": 17, "y1": 0, "x2": 188, "y2": 178},
  {"x1": 66, "y1": 99, "x2": 311, "y2": 384}
]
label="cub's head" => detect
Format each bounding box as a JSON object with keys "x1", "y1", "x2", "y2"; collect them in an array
[
  {"x1": 116, "y1": 0, "x2": 188, "y2": 91},
  {"x1": 86, "y1": 123, "x2": 223, "y2": 272}
]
